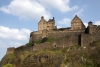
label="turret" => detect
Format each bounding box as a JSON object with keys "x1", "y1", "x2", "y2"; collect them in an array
[
  {"x1": 88, "y1": 21, "x2": 93, "y2": 27},
  {"x1": 41, "y1": 16, "x2": 44, "y2": 19}
]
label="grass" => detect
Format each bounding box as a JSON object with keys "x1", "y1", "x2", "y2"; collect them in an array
[{"x1": 26, "y1": 42, "x2": 33, "y2": 46}]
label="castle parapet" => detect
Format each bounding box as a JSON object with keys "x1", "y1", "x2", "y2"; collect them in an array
[
  {"x1": 88, "y1": 21, "x2": 98, "y2": 34},
  {"x1": 6, "y1": 47, "x2": 15, "y2": 54}
]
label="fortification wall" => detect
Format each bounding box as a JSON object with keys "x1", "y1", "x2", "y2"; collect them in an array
[
  {"x1": 29, "y1": 29, "x2": 85, "y2": 42},
  {"x1": 33, "y1": 34, "x2": 80, "y2": 51},
  {"x1": 6, "y1": 47, "x2": 15, "y2": 54},
  {"x1": 32, "y1": 34, "x2": 42, "y2": 41},
  {"x1": 98, "y1": 26, "x2": 100, "y2": 31},
  {"x1": 14, "y1": 46, "x2": 33, "y2": 54},
  {"x1": 33, "y1": 31, "x2": 42, "y2": 34},
  {"x1": 47, "y1": 30, "x2": 85, "y2": 38},
  {"x1": 81, "y1": 33, "x2": 100, "y2": 47}
]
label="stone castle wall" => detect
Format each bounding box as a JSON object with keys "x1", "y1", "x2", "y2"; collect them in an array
[
  {"x1": 16, "y1": 34, "x2": 80, "y2": 52},
  {"x1": 14, "y1": 46, "x2": 32, "y2": 54},
  {"x1": 31, "y1": 33, "x2": 81, "y2": 51},
  {"x1": 30, "y1": 29, "x2": 85, "y2": 42},
  {"x1": 81, "y1": 33, "x2": 100, "y2": 47},
  {"x1": 6, "y1": 47, "x2": 15, "y2": 54}
]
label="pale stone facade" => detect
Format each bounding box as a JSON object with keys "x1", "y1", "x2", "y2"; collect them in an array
[
  {"x1": 71, "y1": 15, "x2": 85, "y2": 30},
  {"x1": 38, "y1": 16, "x2": 57, "y2": 31}
]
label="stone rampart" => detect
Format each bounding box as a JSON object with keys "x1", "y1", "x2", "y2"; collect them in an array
[
  {"x1": 81, "y1": 33, "x2": 100, "y2": 47},
  {"x1": 14, "y1": 46, "x2": 33, "y2": 54},
  {"x1": 30, "y1": 29, "x2": 85, "y2": 42},
  {"x1": 32, "y1": 33, "x2": 80, "y2": 51},
  {"x1": 6, "y1": 47, "x2": 15, "y2": 54}
]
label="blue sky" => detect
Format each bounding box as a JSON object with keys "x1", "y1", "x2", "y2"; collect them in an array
[{"x1": 0, "y1": 0, "x2": 100, "y2": 60}]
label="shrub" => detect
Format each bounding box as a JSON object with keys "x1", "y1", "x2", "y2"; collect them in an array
[
  {"x1": 26, "y1": 42, "x2": 33, "y2": 47},
  {"x1": 2, "y1": 63, "x2": 14, "y2": 67},
  {"x1": 46, "y1": 38, "x2": 54, "y2": 42}
]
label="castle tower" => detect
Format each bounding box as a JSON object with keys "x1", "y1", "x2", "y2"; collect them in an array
[
  {"x1": 38, "y1": 16, "x2": 57, "y2": 31},
  {"x1": 38, "y1": 16, "x2": 47, "y2": 31},
  {"x1": 88, "y1": 21, "x2": 98, "y2": 34},
  {"x1": 71, "y1": 15, "x2": 85, "y2": 30},
  {"x1": 88, "y1": 21, "x2": 93, "y2": 27}
]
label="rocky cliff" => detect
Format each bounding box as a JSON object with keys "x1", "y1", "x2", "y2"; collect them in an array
[{"x1": 1, "y1": 40, "x2": 100, "y2": 67}]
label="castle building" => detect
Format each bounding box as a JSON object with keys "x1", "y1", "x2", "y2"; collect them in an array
[
  {"x1": 87, "y1": 21, "x2": 98, "y2": 34},
  {"x1": 38, "y1": 16, "x2": 57, "y2": 31},
  {"x1": 6, "y1": 15, "x2": 100, "y2": 55},
  {"x1": 29, "y1": 15, "x2": 100, "y2": 48},
  {"x1": 71, "y1": 15, "x2": 86, "y2": 30}
]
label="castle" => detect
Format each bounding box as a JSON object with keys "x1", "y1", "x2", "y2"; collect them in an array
[
  {"x1": 6, "y1": 15, "x2": 100, "y2": 54},
  {"x1": 29, "y1": 15, "x2": 100, "y2": 47}
]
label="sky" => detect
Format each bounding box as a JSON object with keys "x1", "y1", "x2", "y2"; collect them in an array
[{"x1": 0, "y1": 0, "x2": 100, "y2": 61}]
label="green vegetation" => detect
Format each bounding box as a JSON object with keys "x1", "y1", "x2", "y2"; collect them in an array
[
  {"x1": 46, "y1": 38, "x2": 55, "y2": 42},
  {"x1": 4, "y1": 54, "x2": 15, "y2": 63},
  {"x1": 2, "y1": 63, "x2": 14, "y2": 67},
  {"x1": 34, "y1": 40, "x2": 41, "y2": 44},
  {"x1": 26, "y1": 42, "x2": 33, "y2": 46}
]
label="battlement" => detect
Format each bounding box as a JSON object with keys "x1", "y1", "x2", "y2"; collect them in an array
[
  {"x1": 48, "y1": 17, "x2": 54, "y2": 22},
  {"x1": 6, "y1": 47, "x2": 15, "y2": 54}
]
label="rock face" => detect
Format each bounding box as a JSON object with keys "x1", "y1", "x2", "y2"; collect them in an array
[
  {"x1": 1, "y1": 41, "x2": 100, "y2": 67},
  {"x1": 1, "y1": 49, "x2": 65, "y2": 67}
]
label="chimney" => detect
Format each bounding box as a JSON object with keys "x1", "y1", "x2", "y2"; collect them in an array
[{"x1": 41, "y1": 16, "x2": 44, "y2": 19}]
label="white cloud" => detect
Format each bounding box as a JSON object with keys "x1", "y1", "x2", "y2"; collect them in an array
[
  {"x1": 95, "y1": 21, "x2": 100, "y2": 25},
  {"x1": 74, "y1": 9, "x2": 84, "y2": 16},
  {"x1": 0, "y1": 26, "x2": 31, "y2": 41},
  {"x1": 58, "y1": 18, "x2": 71, "y2": 25},
  {"x1": 10, "y1": 42, "x2": 23, "y2": 47},
  {"x1": 57, "y1": 18, "x2": 71, "y2": 28},
  {"x1": 0, "y1": 26, "x2": 31, "y2": 48},
  {"x1": 84, "y1": 22, "x2": 88, "y2": 27},
  {"x1": 57, "y1": 26, "x2": 62, "y2": 28},
  {"x1": 38, "y1": 0, "x2": 78, "y2": 13},
  {"x1": 0, "y1": 0, "x2": 51, "y2": 20}
]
